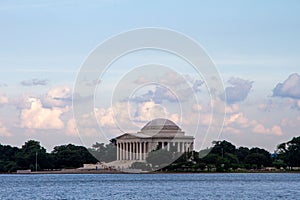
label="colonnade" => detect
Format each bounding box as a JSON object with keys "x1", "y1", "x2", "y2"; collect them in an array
[
  {"x1": 117, "y1": 141, "x2": 193, "y2": 161},
  {"x1": 117, "y1": 141, "x2": 148, "y2": 161}
]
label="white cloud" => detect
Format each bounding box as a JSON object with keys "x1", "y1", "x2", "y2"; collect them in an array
[
  {"x1": 0, "y1": 94, "x2": 8, "y2": 104},
  {"x1": 20, "y1": 78, "x2": 48, "y2": 86},
  {"x1": 225, "y1": 104, "x2": 239, "y2": 114},
  {"x1": 43, "y1": 86, "x2": 71, "y2": 108},
  {"x1": 135, "y1": 101, "x2": 168, "y2": 122},
  {"x1": 95, "y1": 107, "x2": 115, "y2": 127},
  {"x1": 0, "y1": 122, "x2": 12, "y2": 137},
  {"x1": 66, "y1": 119, "x2": 78, "y2": 136},
  {"x1": 273, "y1": 73, "x2": 300, "y2": 99},
  {"x1": 192, "y1": 104, "x2": 203, "y2": 112},
  {"x1": 67, "y1": 116, "x2": 100, "y2": 137},
  {"x1": 297, "y1": 100, "x2": 300, "y2": 108},
  {"x1": 223, "y1": 127, "x2": 241, "y2": 135},
  {"x1": 225, "y1": 112, "x2": 256, "y2": 128},
  {"x1": 129, "y1": 86, "x2": 177, "y2": 104},
  {"x1": 221, "y1": 77, "x2": 253, "y2": 104},
  {"x1": 94, "y1": 100, "x2": 180, "y2": 132},
  {"x1": 20, "y1": 98, "x2": 64, "y2": 129},
  {"x1": 253, "y1": 124, "x2": 283, "y2": 136},
  {"x1": 224, "y1": 109, "x2": 284, "y2": 136},
  {"x1": 272, "y1": 125, "x2": 284, "y2": 136},
  {"x1": 131, "y1": 71, "x2": 202, "y2": 104}
]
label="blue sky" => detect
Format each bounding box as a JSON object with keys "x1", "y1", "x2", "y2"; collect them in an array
[{"x1": 0, "y1": 0, "x2": 300, "y2": 151}]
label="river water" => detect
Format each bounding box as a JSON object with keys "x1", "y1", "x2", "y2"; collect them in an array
[{"x1": 0, "y1": 173, "x2": 299, "y2": 199}]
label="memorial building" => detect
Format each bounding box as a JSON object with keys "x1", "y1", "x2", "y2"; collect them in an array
[{"x1": 115, "y1": 118, "x2": 194, "y2": 161}]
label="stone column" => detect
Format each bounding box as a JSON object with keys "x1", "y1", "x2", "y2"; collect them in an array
[
  {"x1": 127, "y1": 142, "x2": 129, "y2": 160},
  {"x1": 120, "y1": 142, "x2": 123, "y2": 160},
  {"x1": 139, "y1": 142, "x2": 142, "y2": 160},
  {"x1": 167, "y1": 142, "x2": 170, "y2": 151},
  {"x1": 119, "y1": 142, "x2": 122, "y2": 160},
  {"x1": 123, "y1": 142, "x2": 125, "y2": 160},
  {"x1": 143, "y1": 142, "x2": 146, "y2": 160},
  {"x1": 129, "y1": 142, "x2": 132, "y2": 160},
  {"x1": 123, "y1": 142, "x2": 126, "y2": 160},
  {"x1": 135, "y1": 142, "x2": 138, "y2": 160},
  {"x1": 185, "y1": 142, "x2": 189, "y2": 152},
  {"x1": 137, "y1": 142, "x2": 139, "y2": 160},
  {"x1": 136, "y1": 142, "x2": 139, "y2": 160},
  {"x1": 132, "y1": 142, "x2": 135, "y2": 160},
  {"x1": 138, "y1": 143, "x2": 140, "y2": 159},
  {"x1": 125, "y1": 142, "x2": 128, "y2": 160},
  {"x1": 117, "y1": 142, "x2": 121, "y2": 160},
  {"x1": 177, "y1": 142, "x2": 180, "y2": 152},
  {"x1": 117, "y1": 142, "x2": 119, "y2": 160}
]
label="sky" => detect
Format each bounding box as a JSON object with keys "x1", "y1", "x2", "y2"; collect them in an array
[{"x1": 0, "y1": 0, "x2": 300, "y2": 152}]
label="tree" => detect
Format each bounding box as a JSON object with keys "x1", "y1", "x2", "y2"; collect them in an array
[
  {"x1": 89, "y1": 141, "x2": 117, "y2": 162},
  {"x1": 277, "y1": 136, "x2": 300, "y2": 169},
  {"x1": 236, "y1": 147, "x2": 250, "y2": 165},
  {"x1": 15, "y1": 140, "x2": 51, "y2": 170},
  {"x1": 203, "y1": 153, "x2": 219, "y2": 165},
  {"x1": 146, "y1": 149, "x2": 174, "y2": 169},
  {"x1": 211, "y1": 140, "x2": 236, "y2": 156},
  {"x1": 52, "y1": 144, "x2": 97, "y2": 168},
  {"x1": 244, "y1": 153, "x2": 267, "y2": 169},
  {"x1": 0, "y1": 144, "x2": 19, "y2": 172},
  {"x1": 272, "y1": 159, "x2": 287, "y2": 169},
  {"x1": 250, "y1": 147, "x2": 272, "y2": 166}
]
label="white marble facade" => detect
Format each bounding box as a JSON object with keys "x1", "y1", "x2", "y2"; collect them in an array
[{"x1": 115, "y1": 118, "x2": 194, "y2": 161}]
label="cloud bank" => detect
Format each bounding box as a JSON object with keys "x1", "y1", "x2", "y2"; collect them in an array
[
  {"x1": 221, "y1": 77, "x2": 253, "y2": 104},
  {"x1": 273, "y1": 73, "x2": 300, "y2": 99},
  {"x1": 20, "y1": 98, "x2": 65, "y2": 129},
  {"x1": 21, "y1": 78, "x2": 48, "y2": 86},
  {"x1": 42, "y1": 86, "x2": 72, "y2": 108}
]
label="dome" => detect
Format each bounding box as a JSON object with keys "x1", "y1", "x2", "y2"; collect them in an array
[{"x1": 141, "y1": 118, "x2": 181, "y2": 131}]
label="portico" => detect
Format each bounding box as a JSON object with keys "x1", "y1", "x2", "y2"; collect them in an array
[{"x1": 115, "y1": 118, "x2": 194, "y2": 161}]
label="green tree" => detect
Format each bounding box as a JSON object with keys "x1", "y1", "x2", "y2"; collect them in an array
[
  {"x1": 244, "y1": 153, "x2": 267, "y2": 169},
  {"x1": 277, "y1": 136, "x2": 300, "y2": 169},
  {"x1": 15, "y1": 140, "x2": 51, "y2": 170},
  {"x1": 236, "y1": 147, "x2": 250, "y2": 165},
  {"x1": 52, "y1": 144, "x2": 97, "y2": 168},
  {"x1": 250, "y1": 147, "x2": 272, "y2": 166},
  {"x1": 89, "y1": 141, "x2": 117, "y2": 162},
  {"x1": 272, "y1": 159, "x2": 287, "y2": 169},
  {"x1": 146, "y1": 149, "x2": 173, "y2": 169},
  {"x1": 0, "y1": 144, "x2": 19, "y2": 172},
  {"x1": 211, "y1": 140, "x2": 236, "y2": 156}
]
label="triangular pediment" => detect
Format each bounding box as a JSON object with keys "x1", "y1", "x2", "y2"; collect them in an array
[{"x1": 115, "y1": 133, "x2": 140, "y2": 140}]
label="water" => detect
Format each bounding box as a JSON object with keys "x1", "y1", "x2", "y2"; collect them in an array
[{"x1": 0, "y1": 173, "x2": 299, "y2": 199}]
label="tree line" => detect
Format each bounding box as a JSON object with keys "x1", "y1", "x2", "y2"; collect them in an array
[
  {"x1": 0, "y1": 140, "x2": 97, "y2": 172},
  {"x1": 134, "y1": 136, "x2": 300, "y2": 172},
  {"x1": 0, "y1": 136, "x2": 299, "y2": 172}
]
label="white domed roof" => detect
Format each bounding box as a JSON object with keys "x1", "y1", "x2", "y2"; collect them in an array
[{"x1": 141, "y1": 118, "x2": 181, "y2": 131}]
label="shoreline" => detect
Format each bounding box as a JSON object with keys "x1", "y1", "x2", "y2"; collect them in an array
[{"x1": 2, "y1": 169, "x2": 300, "y2": 175}]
